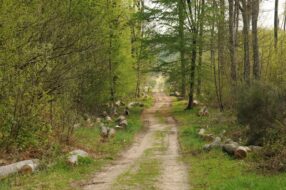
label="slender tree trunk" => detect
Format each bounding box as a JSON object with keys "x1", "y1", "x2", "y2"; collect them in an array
[
  {"x1": 211, "y1": 0, "x2": 221, "y2": 109},
  {"x1": 133, "y1": 0, "x2": 144, "y2": 98},
  {"x1": 185, "y1": 0, "x2": 198, "y2": 109},
  {"x1": 108, "y1": 0, "x2": 115, "y2": 103},
  {"x1": 178, "y1": 0, "x2": 186, "y2": 97},
  {"x1": 239, "y1": 0, "x2": 251, "y2": 84},
  {"x1": 228, "y1": 0, "x2": 237, "y2": 83},
  {"x1": 186, "y1": 35, "x2": 197, "y2": 109},
  {"x1": 252, "y1": 0, "x2": 260, "y2": 80},
  {"x1": 217, "y1": 0, "x2": 225, "y2": 111},
  {"x1": 274, "y1": 0, "x2": 279, "y2": 48},
  {"x1": 197, "y1": 0, "x2": 205, "y2": 96}
]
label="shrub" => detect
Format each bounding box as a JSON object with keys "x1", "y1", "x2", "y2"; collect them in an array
[{"x1": 236, "y1": 82, "x2": 286, "y2": 146}]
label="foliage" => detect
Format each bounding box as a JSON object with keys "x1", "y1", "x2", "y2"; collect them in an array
[
  {"x1": 236, "y1": 82, "x2": 286, "y2": 146},
  {"x1": 0, "y1": 0, "x2": 145, "y2": 153}
]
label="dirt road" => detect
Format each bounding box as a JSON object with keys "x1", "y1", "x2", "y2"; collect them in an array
[{"x1": 82, "y1": 91, "x2": 189, "y2": 190}]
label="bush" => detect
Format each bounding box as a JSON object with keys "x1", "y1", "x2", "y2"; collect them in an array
[{"x1": 236, "y1": 82, "x2": 286, "y2": 146}]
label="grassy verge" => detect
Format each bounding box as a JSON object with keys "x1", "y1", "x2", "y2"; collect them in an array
[
  {"x1": 112, "y1": 131, "x2": 166, "y2": 190},
  {"x1": 0, "y1": 98, "x2": 153, "y2": 190},
  {"x1": 112, "y1": 150, "x2": 160, "y2": 190},
  {"x1": 172, "y1": 100, "x2": 286, "y2": 190}
]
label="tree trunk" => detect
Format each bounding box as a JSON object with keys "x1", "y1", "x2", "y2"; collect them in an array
[
  {"x1": 197, "y1": 0, "x2": 205, "y2": 96},
  {"x1": 252, "y1": 0, "x2": 260, "y2": 80},
  {"x1": 274, "y1": 0, "x2": 279, "y2": 48},
  {"x1": 240, "y1": 0, "x2": 251, "y2": 84},
  {"x1": 185, "y1": 0, "x2": 198, "y2": 110},
  {"x1": 228, "y1": 0, "x2": 237, "y2": 83},
  {"x1": 217, "y1": 0, "x2": 225, "y2": 111},
  {"x1": 178, "y1": 0, "x2": 186, "y2": 97},
  {"x1": 186, "y1": 35, "x2": 197, "y2": 109},
  {"x1": 0, "y1": 159, "x2": 39, "y2": 178}
]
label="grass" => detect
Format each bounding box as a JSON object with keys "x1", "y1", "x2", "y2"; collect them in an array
[
  {"x1": 172, "y1": 100, "x2": 286, "y2": 190},
  {"x1": 0, "y1": 98, "x2": 153, "y2": 190}
]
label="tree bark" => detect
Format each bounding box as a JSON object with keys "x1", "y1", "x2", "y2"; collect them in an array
[
  {"x1": 185, "y1": 0, "x2": 198, "y2": 110},
  {"x1": 187, "y1": 35, "x2": 197, "y2": 109},
  {"x1": 197, "y1": 0, "x2": 205, "y2": 96},
  {"x1": 252, "y1": 0, "x2": 260, "y2": 80},
  {"x1": 178, "y1": 0, "x2": 186, "y2": 97},
  {"x1": 217, "y1": 0, "x2": 225, "y2": 111},
  {"x1": 274, "y1": 0, "x2": 279, "y2": 48},
  {"x1": 239, "y1": 0, "x2": 251, "y2": 84},
  {"x1": 228, "y1": 0, "x2": 237, "y2": 83}
]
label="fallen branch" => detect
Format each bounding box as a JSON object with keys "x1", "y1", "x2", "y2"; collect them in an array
[{"x1": 0, "y1": 159, "x2": 39, "y2": 179}]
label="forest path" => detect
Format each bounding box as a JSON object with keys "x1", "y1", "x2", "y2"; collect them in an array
[{"x1": 82, "y1": 78, "x2": 189, "y2": 190}]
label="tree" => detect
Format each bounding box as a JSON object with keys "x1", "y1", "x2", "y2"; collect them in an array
[
  {"x1": 228, "y1": 0, "x2": 238, "y2": 83},
  {"x1": 178, "y1": 0, "x2": 187, "y2": 97},
  {"x1": 197, "y1": 0, "x2": 205, "y2": 96},
  {"x1": 185, "y1": 0, "x2": 205, "y2": 109},
  {"x1": 239, "y1": 0, "x2": 251, "y2": 84},
  {"x1": 274, "y1": 0, "x2": 279, "y2": 48},
  {"x1": 252, "y1": 0, "x2": 260, "y2": 80}
]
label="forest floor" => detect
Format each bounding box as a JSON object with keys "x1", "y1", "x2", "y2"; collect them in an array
[
  {"x1": 0, "y1": 102, "x2": 151, "y2": 190},
  {"x1": 172, "y1": 100, "x2": 286, "y2": 190},
  {"x1": 79, "y1": 92, "x2": 189, "y2": 190}
]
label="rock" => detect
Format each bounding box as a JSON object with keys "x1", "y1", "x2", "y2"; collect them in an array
[
  {"x1": 193, "y1": 100, "x2": 199, "y2": 106},
  {"x1": 96, "y1": 117, "x2": 101, "y2": 123},
  {"x1": 86, "y1": 118, "x2": 93, "y2": 128},
  {"x1": 108, "y1": 128, "x2": 116, "y2": 138},
  {"x1": 105, "y1": 116, "x2": 112, "y2": 122},
  {"x1": 119, "y1": 120, "x2": 128, "y2": 127},
  {"x1": 115, "y1": 100, "x2": 125, "y2": 107},
  {"x1": 115, "y1": 125, "x2": 124, "y2": 129},
  {"x1": 73, "y1": 123, "x2": 81, "y2": 129},
  {"x1": 198, "y1": 106, "x2": 209, "y2": 117},
  {"x1": 67, "y1": 150, "x2": 89, "y2": 165},
  {"x1": 198, "y1": 128, "x2": 214, "y2": 142},
  {"x1": 128, "y1": 102, "x2": 144, "y2": 108},
  {"x1": 198, "y1": 128, "x2": 206, "y2": 136},
  {"x1": 116, "y1": 115, "x2": 126, "y2": 122},
  {"x1": 101, "y1": 126, "x2": 109, "y2": 138},
  {"x1": 102, "y1": 111, "x2": 108, "y2": 117}
]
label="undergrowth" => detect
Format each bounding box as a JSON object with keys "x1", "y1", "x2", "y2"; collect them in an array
[{"x1": 172, "y1": 100, "x2": 286, "y2": 190}]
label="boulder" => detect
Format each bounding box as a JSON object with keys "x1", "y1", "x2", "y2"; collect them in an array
[
  {"x1": 119, "y1": 120, "x2": 128, "y2": 127},
  {"x1": 105, "y1": 116, "x2": 112, "y2": 122},
  {"x1": 96, "y1": 117, "x2": 101, "y2": 123},
  {"x1": 108, "y1": 128, "x2": 116, "y2": 138},
  {"x1": 198, "y1": 106, "x2": 209, "y2": 117},
  {"x1": 67, "y1": 150, "x2": 89, "y2": 165},
  {"x1": 128, "y1": 102, "x2": 144, "y2": 108}
]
